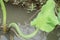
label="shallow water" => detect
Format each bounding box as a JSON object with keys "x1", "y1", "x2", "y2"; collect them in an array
[{"x1": 0, "y1": 3, "x2": 60, "y2": 40}]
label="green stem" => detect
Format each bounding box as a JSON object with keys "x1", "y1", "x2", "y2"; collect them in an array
[
  {"x1": 9, "y1": 23, "x2": 39, "y2": 39},
  {"x1": 1, "y1": 0, "x2": 6, "y2": 25},
  {"x1": 0, "y1": 0, "x2": 7, "y2": 32}
]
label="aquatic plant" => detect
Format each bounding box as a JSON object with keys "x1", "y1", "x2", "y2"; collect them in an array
[
  {"x1": 0, "y1": 0, "x2": 39, "y2": 39},
  {"x1": 0, "y1": 0, "x2": 60, "y2": 40},
  {"x1": 31, "y1": 0, "x2": 59, "y2": 32},
  {"x1": 0, "y1": 0, "x2": 7, "y2": 33}
]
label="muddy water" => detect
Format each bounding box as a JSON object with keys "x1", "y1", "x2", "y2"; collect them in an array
[
  {"x1": 0, "y1": 3, "x2": 60, "y2": 40},
  {"x1": 6, "y1": 3, "x2": 35, "y2": 24}
]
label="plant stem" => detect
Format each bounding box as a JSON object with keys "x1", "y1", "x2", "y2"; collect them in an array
[
  {"x1": 0, "y1": 0, "x2": 7, "y2": 33},
  {"x1": 9, "y1": 23, "x2": 39, "y2": 39}
]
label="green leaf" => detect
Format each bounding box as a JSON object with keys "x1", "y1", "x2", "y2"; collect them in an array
[{"x1": 30, "y1": 0, "x2": 59, "y2": 32}]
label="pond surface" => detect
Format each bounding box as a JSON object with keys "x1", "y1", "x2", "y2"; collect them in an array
[{"x1": 0, "y1": 3, "x2": 60, "y2": 40}]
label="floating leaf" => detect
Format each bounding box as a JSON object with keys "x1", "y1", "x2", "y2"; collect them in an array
[{"x1": 30, "y1": 0, "x2": 59, "y2": 32}]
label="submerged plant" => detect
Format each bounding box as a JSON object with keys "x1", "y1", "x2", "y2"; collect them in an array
[
  {"x1": 0, "y1": 0, "x2": 39, "y2": 39},
  {"x1": 0, "y1": 0, "x2": 60, "y2": 40}
]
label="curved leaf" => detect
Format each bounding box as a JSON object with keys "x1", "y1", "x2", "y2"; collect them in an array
[{"x1": 30, "y1": 0, "x2": 59, "y2": 32}]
